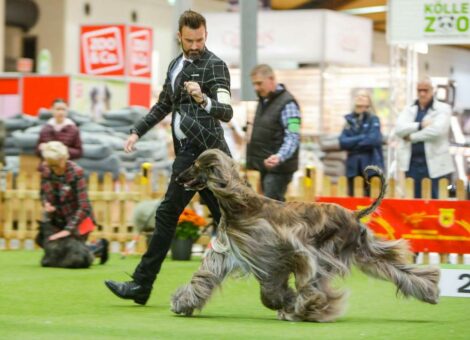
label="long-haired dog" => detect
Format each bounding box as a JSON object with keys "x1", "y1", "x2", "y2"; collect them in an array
[
  {"x1": 171, "y1": 149, "x2": 440, "y2": 322},
  {"x1": 36, "y1": 221, "x2": 94, "y2": 269}
]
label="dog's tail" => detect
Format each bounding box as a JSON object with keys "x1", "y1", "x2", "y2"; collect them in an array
[
  {"x1": 354, "y1": 165, "x2": 387, "y2": 220},
  {"x1": 355, "y1": 228, "x2": 440, "y2": 304}
]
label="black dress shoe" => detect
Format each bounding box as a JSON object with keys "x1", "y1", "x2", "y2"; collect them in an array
[{"x1": 104, "y1": 280, "x2": 151, "y2": 305}]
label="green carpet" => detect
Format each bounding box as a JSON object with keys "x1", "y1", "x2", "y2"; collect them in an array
[{"x1": 0, "y1": 251, "x2": 468, "y2": 340}]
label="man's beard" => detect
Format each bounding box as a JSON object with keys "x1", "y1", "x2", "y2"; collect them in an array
[{"x1": 182, "y1": 46, "x2": 204, "y2": 60}]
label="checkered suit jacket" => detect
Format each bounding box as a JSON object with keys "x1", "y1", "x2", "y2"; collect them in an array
[{"x1": 133, "y1": 48, "x2": 233, "y2": 154}]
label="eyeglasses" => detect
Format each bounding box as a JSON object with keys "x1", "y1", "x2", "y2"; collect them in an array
[
  {"x1": 355, "y1": 105, "x2": 369, "y2": 109},
  {"x1": 417, "y1": 88, "x2": 430, "y2": 93}
]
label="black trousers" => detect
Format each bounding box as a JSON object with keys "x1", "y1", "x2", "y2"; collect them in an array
[{"x1": 132, "y1": 145, "x2": 221, "y2": 287}]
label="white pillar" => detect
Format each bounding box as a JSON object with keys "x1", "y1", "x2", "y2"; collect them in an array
[{"x1": 240, "y1": 0, "x2": 257, "y2": 101}]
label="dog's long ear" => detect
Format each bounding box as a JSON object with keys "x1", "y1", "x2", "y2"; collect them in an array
[{"x1": 208, "y1": 166, "x2": 228, "y2": 188}]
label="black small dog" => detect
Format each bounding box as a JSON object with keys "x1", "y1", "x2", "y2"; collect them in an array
[{"x1": 36, "y1": 221, "x2": 94, "y2": 269}]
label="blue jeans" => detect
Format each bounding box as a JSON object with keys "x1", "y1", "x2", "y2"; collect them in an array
[
  {"x1": 260, "y1": 172, "x2": 293, "y2": 202},
  {"x1": 405, "y1": 156, "x2": 451, "y2": 199}
]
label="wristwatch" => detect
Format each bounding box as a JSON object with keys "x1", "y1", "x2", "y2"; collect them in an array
[{"x1": 199, "y1": 93, "x2": 208, "y2": 108}]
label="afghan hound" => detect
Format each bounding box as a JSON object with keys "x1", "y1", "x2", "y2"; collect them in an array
[{"x1": 171, "y1": 149, "x2": 440, "y2": 322}]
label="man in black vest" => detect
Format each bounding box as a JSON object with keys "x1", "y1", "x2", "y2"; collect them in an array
[
  {"x1": 105, "y1": 10, "x2": 233, "y2": 305},
  {"x1": 246, "y1": 64, "x2": 301, "y2": 202}
]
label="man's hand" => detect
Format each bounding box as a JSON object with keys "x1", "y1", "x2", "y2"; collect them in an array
[
  {"x1": 264, "y1": 154, "x2": 281, "y2": 170},
  {"x1": 422, "y1": 119, "x2": 432, "y2": 128},
  {"x1": 124, "y1": 133, "x2": 139, "y2": 153},
  {"x1": 49, "y1": 230, "x2": 71, "y2": 241},
  {"x1": 44, "y1": 202, "x2": 56, "y2": 213},
  {"x1": 184, "y1": 81, "x2": 204, "y2": 104},
  {"x1": 38, "y1": 143, "x2": 46, "y2": 151}
]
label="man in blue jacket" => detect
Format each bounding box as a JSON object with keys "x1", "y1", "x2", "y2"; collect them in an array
[{"x1": 339, "y1": 92, "x2": 384, "y2": 196}]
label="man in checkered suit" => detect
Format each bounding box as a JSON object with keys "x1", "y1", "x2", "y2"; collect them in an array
[{"x1": 105, "y1": 10, "x2": 233, "y2": 305}]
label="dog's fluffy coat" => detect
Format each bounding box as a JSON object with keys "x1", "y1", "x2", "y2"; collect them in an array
[
  {"x1": 171, "y1": 149, "x2": 440, "y2": 322},
  {"x1": 37, "y1": 221, "x2": 94, "y2": 268}
]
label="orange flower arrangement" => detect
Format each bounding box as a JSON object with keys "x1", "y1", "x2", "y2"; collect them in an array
[{"x1": 175, "y1": 208, "x2": 207, "y2": 240}]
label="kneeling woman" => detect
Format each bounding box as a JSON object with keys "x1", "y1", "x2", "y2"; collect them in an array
[{"x1": 38, "y1": 141, "x2": 108, "y2": 267}]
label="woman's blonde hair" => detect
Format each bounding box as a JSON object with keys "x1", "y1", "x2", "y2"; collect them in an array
[
  {"x1": 353, "y1": 90, "x2": 376, "y2": 114},
  {"x1": 41, "y1": 141, "x2": 69, "y2": 161}
]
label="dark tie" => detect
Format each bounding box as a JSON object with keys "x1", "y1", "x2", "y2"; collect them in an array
[{"x1": 173, "y1": 60, "x2": 191, "y2": 91}]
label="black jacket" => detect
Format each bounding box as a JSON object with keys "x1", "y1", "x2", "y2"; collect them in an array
[
  {"x1": 246, "y1": 86, "x2": 299, "y2": 174},
  {"x1": 133, "y1": 48, "x2": 232, "y2": 154}
]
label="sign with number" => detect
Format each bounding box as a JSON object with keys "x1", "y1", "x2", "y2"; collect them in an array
[
  {"x1": 388, "y1": 0, "x2": 470, "y2": 44},
  {"x1": 128, "y1": 26, "x2": 153, "y2": 78},
  {"x1": 80, "y1": 25, "x2": 126, "y2": 76},
  {"x1": 439, "y1": 269, "x2": 470, "y2": 297}
]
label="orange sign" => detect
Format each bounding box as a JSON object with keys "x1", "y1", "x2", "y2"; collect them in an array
[
  {"x1": 128, "y1": 26, "x2": 153, "y2": 78},
  {"x1": 80, "y1": 25, "x2": 126, "y2": 76},
  {"x1": 317, "y1": 197, "x2": 470, "y2": 253}
]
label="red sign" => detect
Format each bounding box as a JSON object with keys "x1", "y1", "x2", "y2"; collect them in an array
[
  {"x1": 17, "y1": 58, "x2": 33, "y2": 73},
  {"x1": 317, "y1": 197, "x2": 470, "y2": 254},
  {"x1": 80, "y1": 25, "x2": 126, "y2": 76},
  {"x1": 128, "y1": 26, "x2": 153, "y2": 78}
]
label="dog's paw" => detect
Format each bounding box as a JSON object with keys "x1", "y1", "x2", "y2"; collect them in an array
[
  {"x1": 277, "y1": 309, "x2": 300, "y2": 322},
  {"x1": 171, "y1": 300, "x2": 195, "y2": 316},
  {"x1": 171, "y1": 285, "x2": 197, "y2": 316}
]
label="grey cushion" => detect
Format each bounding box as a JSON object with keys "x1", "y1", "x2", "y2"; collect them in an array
[
  {"x1": 38, "y1": 109, "x2": 53, "y2": 121},
  {"x1": 69, "y1": 111, "x2": 92, "y2": 126},
  {"x1": 82, "y1": 143, "x2": 113, "y2": 159},
  {"x1": 102, "y1": 107, "x2": 147, "y2": 124},
  {"x1": 100, "y1": 119, "x2": 131, "y2": 128},
  {"x1": 11, "y1": 131, "x2": 39, "y2": 148},
  {"x1": 108, "y1": 124, "x2": 135, "y2": 134},
  {"x1": 5, "y1": 114, "x2": 39, "y2": 131},
  {"x1": 76, "y1": 154, "x2": 121, "y2": 179},
  {"x1": 79, "y1": 122, "x2": 113, "y2": 133}
]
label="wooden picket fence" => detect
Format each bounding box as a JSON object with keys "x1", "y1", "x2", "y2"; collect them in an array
[
  {"x1": 0, "y1": 166, "x2": 468, "y2": 264},
  {"x1": 0, "y1": 168, "x2": 169, "y2": 251}
]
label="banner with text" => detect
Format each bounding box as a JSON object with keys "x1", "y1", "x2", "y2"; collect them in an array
[
  {"x1": 127, "y1": 26, "x2": 153, "y2": 78},
  {"x1": 388, "y1": 0, "x2": 470, "y2": 44},
  {"x1": 317, "y1": 197, "x2": 470, "y2": 253},
  {"x1": 80, "y1": 25, "x2": 152, "y2": 78},
  {"x1": 80, "y1": 25, "x2": 126, "y2": 76}
]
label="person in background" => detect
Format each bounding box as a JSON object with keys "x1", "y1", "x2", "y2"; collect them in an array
[
  {"x1": 222, "y1": 119, "x2": 245, "y2": 162},
  {"x1": 105, "y1": 10, "x2": 233, "y2": 306},
  {"x1": 395, "y1": 77, "x2": 455, "y2": 199},
  {"x1": 0, "y1": 118, "x2": 5, "y2": 167},
  {"x1": 246, "y1": 64, "x2": 301, "y2": 202},
  {"x1": 39, "y1": 141, "x2": 108, "y2": 264},
  {"x1": 339, "y1": 92, "x2": 384, "y2": 196},
  {"x1": 36, "y1": 99, "x2": 82, "y2": 160}
]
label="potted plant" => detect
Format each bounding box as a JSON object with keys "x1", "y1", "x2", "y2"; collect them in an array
[{"x1": 171, "y1": 208, "x2": 206, "y2": 260}]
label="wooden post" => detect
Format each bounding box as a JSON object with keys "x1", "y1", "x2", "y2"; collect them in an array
[
  {"x1": 421, "y1": 178, "x2": 432, "y2": 200},
  {"x1": 353, "y1": 176, "x2": 364, "y2": 197},
  {"x1": 337, "y1": 176, "x2": 348, "y2": 197},
  {"x1": 322, "y1": 176, "x2": 331, "y2": 196},
  {"x1": 370, "y1": 176, "x2": 382, "y2": 199},
  {"x1": 404, "y1": 177, "x2": 414, "y2": 198},
  {"x1": 456, "y1": 179, "x2": 466, "y2": 200},
  {"x1": 438, "y1": 178, "x2": 449, "y2": 199}
]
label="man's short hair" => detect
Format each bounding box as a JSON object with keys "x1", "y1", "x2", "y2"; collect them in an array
[
  {"x1": 52, "y1": 98, "x2": 67, "y2": 106},
  {"x1": 178, "y1": 10, "x2": 206, "y2": 32},
  {"x1": 251, "y1": 64, "x2": 275, "y2": 78},
  {"x1": 42, "y1": 141, "x2": 69, "y2": 161},
  {"x1": 417, "y1": 76, "x2": 433, "y2": 88}
]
